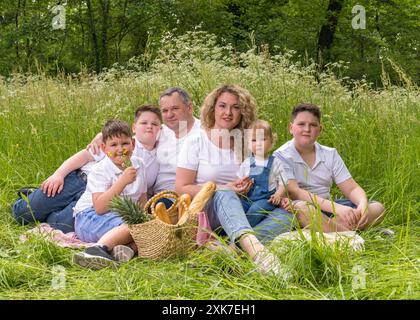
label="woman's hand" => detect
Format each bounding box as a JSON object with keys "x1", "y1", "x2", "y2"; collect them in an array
[{"x1": 226, "y1": 177, "x2": 253, "y2": 195}]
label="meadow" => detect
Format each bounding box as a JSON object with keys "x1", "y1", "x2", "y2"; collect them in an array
[{"x1": 0, "y1": 32, "x2": 418, "y2": 300}]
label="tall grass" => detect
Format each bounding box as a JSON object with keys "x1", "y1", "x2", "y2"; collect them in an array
[{"x1": 0, "y1": 31, "x2": 418, "y2": 299}]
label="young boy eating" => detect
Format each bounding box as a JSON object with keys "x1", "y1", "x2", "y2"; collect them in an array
[{"x1": 72, "y1": 119, "x2": 147, "y2": 269}]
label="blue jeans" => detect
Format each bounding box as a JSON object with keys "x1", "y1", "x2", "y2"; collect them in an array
[
  {"x1": 241, "y1": 198, "x2": 277, "y2": 227},
  {"x1": 75, "y1": 207, "x2": 124, "y2": 243},
  {"x1": 206, "y1": 190, "x2": 295, "y2": 244},
  {"x1": 11, "y1": 170, "x2": 87, "y2": 233}
]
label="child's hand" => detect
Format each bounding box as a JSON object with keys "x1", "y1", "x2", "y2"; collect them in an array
[
  {"x1": 268, "y1": 193, "x2": 282, "y2": 206},
  {"x1": 41, "y1": 173, "x2": 65, "y2": 197},
  {"x1": 355, "y1": 203, "x2": 369, "y2": 230},
  {"x1": 269, "y1": 195, "x2": 292, "y2": 211},
  {"x1": 280, "y1": 197, "x2": 292, "y2": 211},
  {"x1": 336, "y1": 206, "x2": 360, "y2": 230},
  {"x1": 119, "y1": 167, "x2": 137, "y2": 186}
]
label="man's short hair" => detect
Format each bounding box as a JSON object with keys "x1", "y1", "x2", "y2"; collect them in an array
[
  {"x1": 159, "y1": 87, "x2": 191, "y2": 106},
  {"x1": 291, "y1": 103, "x2": 321, "y2": 122},
  {"x1": 102, "y1": 119, "x2": 132, "y2": 142}
]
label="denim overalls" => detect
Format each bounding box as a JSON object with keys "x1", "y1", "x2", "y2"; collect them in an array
[{"x1": 240, "y1": 155, "x2": 277, "y2": 227}]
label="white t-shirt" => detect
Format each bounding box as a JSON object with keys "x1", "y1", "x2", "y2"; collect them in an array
[
  {"x1": 134, "y1": 137, "x2": 159, "y2": 193},
  {"x1": 83, "y1": 139, "x2": 158, "y2": 194},
  {"x1": 73, "y1": 156, "x2": 147, "y2": 215},
  {"x1": 273, "y1": 139, "x2": 352, "y2": 199},
  {"x1": 177, "y1": 129, "x2": 240, "y2": 186},
  {"x1": 154, "y1": 118, "x2": 201, "y2": 192},
  {"x1": 237, "y1": 157, "x2": 288, "y2": 192},
  {"x1": 79, "y1": 148, "x2": 106, "y2": 175}
]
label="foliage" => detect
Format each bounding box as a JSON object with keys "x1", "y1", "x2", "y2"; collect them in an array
[
  {"x1": 111, "y1": 196, "x2": 153, "y2": 225},
  {"x1": 0, "y1": 0, "x2": 418, "y2": 85}
]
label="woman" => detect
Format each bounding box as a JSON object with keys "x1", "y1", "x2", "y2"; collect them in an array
[{"x1": 176, "y1": 85, "x2": 294, "y2": 276}]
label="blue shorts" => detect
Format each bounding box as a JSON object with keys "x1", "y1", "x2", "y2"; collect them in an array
[{"x1": 75, "y1": 207, "x2": 124, "y2": 243}]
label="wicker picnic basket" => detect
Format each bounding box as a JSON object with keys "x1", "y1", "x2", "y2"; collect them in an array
[{"x1": 129, "y1": 183, "x2": 216, "y2": 260}]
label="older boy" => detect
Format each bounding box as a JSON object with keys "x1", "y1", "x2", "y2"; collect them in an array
[{"x1": 274, "y1": 103, "x2": 385, "y2": 232}]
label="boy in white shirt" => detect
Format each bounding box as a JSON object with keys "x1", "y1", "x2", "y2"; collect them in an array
[
  {"x1": 73, "y1": 119, "x2": 147, "y2": 270},
  {"x1": 274, "y1": 103, "x2": 385, "y2": 232}
]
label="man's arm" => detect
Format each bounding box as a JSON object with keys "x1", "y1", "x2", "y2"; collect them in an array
[{"x1": 86, "y1": 132, "x2": 103, "y2": 155}]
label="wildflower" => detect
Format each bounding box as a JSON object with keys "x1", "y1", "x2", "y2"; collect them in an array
[{"x1": 121, "y1": 148, "x2": 132, "y2": 169}]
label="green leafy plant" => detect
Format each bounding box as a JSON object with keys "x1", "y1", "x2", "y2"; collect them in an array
[{"x1": 110, "y1": 196, "x2": 153, "y2": 225}]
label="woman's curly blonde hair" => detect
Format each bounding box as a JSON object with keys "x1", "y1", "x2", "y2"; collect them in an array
[{"x1": 200, "y1": 84, "x2": 257, "y2": 131}]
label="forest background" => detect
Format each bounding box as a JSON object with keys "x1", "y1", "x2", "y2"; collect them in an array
[{"x1": 0, "y1": 0, "x2": 419, "y2": 86}]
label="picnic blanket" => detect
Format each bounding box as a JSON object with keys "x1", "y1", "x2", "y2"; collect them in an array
[
  {"x1": 272, "y1": 230, "x2": 365, "y2": 251},
  {"x1": 20, "y1": 223, "x2": 95, "y2": 249},
  {"x1": 21, "y1": 212, "x2": 215, "y2": 250}
]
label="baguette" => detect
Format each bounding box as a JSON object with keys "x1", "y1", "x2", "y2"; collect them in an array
[
  {"x1": 155, "y1": 202, "x2": 172, "y2": 224},
  {"x1": 188, "y1": 181, "x2": 216, "y2": 215},
  {"x1": 178, "y1": 193, "x2": 191, "y2": 221}
]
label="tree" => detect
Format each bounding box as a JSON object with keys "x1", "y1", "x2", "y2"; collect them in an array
[{"x1": 317, "y1": 0, "x2": 344, "y2": 70}]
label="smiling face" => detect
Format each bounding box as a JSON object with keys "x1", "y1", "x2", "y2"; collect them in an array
[
  {"x1": 159, "y1": 92, "x2": 192, "y2": 132},
  {"x1": 289, "y1": 111, "x2": 322, "y2": 148},
  {"x1": 102, "y1": 134, "x2": 134, "y2": 169},
  {"x1": 213, "y1": 92, "x2": 242, "y2": 130},
  {"x1": 132, "y1": 111, "x2": 161, "y2": 146}
]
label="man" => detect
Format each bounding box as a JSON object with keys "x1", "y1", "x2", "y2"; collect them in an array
[{"x1": 153, "y1": 87, "x2": 201, "y2": 194}]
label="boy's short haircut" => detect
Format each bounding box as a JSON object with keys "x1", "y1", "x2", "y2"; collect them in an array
[
  {"x1": 134, "y1": 104, "x2": 163, "y2": 123},
  {"x1": 102, "y1": 119, "x2": 132, "y2": 142},
  {"x1": 291, "y1": 103, "x2": 321, "y2": 122}
]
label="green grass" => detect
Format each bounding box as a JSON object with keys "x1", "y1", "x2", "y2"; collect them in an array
[{"x1": 0, "y1": 31, "x2": 418, "y2": 299}]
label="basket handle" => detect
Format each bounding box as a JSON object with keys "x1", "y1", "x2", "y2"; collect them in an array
[{"x1": 144, "y1": 190, "x2": 179, "y2": 217}]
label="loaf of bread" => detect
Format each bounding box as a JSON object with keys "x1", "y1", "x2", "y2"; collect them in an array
[
  {"x1": 155, "y1": 202, "x2": 172, "y2": 224},
  {"x1": 178, "y1": 193, "x2": 191, "y2": 221},
  {"x1": 188, "y1": 181, "x2": 216, "y2": 215}
]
